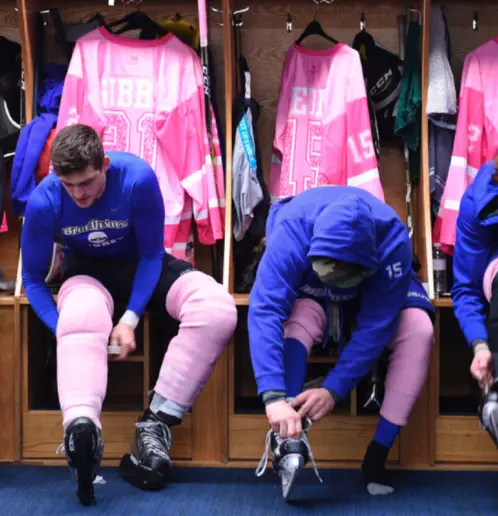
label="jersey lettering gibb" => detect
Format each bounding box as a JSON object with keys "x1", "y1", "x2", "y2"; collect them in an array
[
  {"x1": 433, "y1": 37, "x2": 498, "y2": 255},
  {"x1": 269, "y1": 43, "x2": 384, "y2": 203},
  {"x1": 55, "y1": 27, "x2": 225, "y2": 263}
]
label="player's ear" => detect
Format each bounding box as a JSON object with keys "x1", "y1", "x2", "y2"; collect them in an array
[{"x1": 102, "y1": 155, "x2": 111, "y2": 174}]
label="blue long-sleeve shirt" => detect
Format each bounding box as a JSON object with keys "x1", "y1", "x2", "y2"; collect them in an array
[
  {"x1": 248, "y1": 186, "x2": 412, "y2": 400},
  {"x1": 21, "y1": 151, "x2": 165, "y2": 334},
  {"x1": 452, "y1": 160, "x2": 498, "y2": 347}
]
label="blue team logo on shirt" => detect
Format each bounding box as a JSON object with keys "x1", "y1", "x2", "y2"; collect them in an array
[{"x1": 61, "y1": 218, "x2": 130, "y2": 250}]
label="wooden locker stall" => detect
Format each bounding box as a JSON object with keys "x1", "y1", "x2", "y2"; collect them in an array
[
  {"x1": 14, "y1": 0, "x2": 229, "y2": 465},
  {"x1": 0, "y1": 0, "x2": 23, "y2": 462},
  {"x1": 221, "y1": 0, "x2": 434, "y2": 467},
  {"x1": 428, "y1": 1, "x2": 498, "y2": 468}
]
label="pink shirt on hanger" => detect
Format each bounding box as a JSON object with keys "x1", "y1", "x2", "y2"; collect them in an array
[
  {"x1": 269, "y1": 42, "x2": 384, "y2": 202},
  {"x1": 55, "y1": 27, "x2": 224, "y2": 264}
]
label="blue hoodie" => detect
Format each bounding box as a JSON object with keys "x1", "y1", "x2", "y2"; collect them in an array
[
  {"x1": 248, "y1": 186, "x2": 412, "y2": 400},
  {"x1": 452, "y1": 160, "x2": 498, "y2": 347}
]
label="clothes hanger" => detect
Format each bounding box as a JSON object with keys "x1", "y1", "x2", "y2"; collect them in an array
[
  {"x1": 295, "y1": 1, "x2": 339, "y2": 45},
  {"x1": 105, "y1": 4, "x2": 167, "y2": 38},
  {"x1": 86, "y1": 13, "x2": 106, "y2": 25},
  {"x1": 352, "y1": 13, "x2": 376, "y2": 58}
]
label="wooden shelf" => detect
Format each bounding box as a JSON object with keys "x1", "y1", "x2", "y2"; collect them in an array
[
  {"x1": 19, "y1": 294, "x2": 57, "y2": 305},
  {"x1": 0, "y1": 295, "x2": 15, "y2": 306},
  {"x1": 433, "y1": 297, "x2": 453, "y2": 308},
  {"x1": 233, "y1": 293, "x2": 249, "y2": 306}
]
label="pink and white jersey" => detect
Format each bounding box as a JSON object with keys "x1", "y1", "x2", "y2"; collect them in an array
[
  {"x1": 433, "y1": 38, "x2": 498, "y2": 255},
  {"x1": 55, "y1": 27, "x2": 224, "y2": 263},
  {"x1": 270, "y1": 43, "x2": 384, "y2": 202}
]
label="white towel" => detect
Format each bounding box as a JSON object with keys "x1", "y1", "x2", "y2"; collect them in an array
[{"x1": 427, "y1": 4, "x2": 457, "y2": 115}]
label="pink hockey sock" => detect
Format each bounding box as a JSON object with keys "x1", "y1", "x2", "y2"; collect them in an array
[
  {"x1": 483, "y1": 257, "x2": 498, "y2": 302},
  {"x1": 153, "y1": 271, "x2": 237, "y2": 411},
  {"x1": 56, "y1": 275, "x2": 114, "y2": 430},
  {"x1": 284, "y1": 298, "x2": 326, "y2": 353},
  {"x1": 380, "y1": 308, "x2": 434, "y2": 426}
]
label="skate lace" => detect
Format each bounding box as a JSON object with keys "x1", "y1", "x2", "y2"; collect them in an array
[
  {"x1": 255, "y1": 417, "x2": 322, "y2": 483},
  {"x1": 136, "y1": 420, "x2": 172, "y2": 462}
]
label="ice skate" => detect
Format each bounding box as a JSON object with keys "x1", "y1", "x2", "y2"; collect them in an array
[
  {"x1": 255, "y1": 418, "x2": 322, "y2": 501},
  {"x1": 119, "y1": 409, "x2": 172, "y2": 491},
  {"x1": 58, "y1": 417, "x2": 104, "y2": 506},
  {"x1": 479, "y1": 382, "x2": 498, "y2": 447}
]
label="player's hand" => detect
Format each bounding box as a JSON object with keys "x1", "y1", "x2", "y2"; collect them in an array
[
  {"x1": 110, "y1": 322, "x2": 136, "y2": 360},
  {"x1": 291, "y1": 388, "x2": 335, "y2": 422},
  {"x1": 265, "y1": 400, "x2": 302, "y2": 438},
  {"x1": 471, "y1": 348, "x2": 493, "y2": 390}
]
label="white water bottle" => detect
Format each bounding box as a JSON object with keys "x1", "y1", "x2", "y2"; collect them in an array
[{"x1": 433, "y1": 243, "x2": 447, "y2": 297}]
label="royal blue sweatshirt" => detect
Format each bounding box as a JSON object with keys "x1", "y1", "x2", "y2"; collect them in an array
[
  {"x1": 452, "y1": 161, "x2": 498, "y2": 347},
  {"x1": 21, "y1": 151, "x2": 165, "y2": 334},
  {"x1": 248, "y1": 186, "x2": 412, "y2": 400}
]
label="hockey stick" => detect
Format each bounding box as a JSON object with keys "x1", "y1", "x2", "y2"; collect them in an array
[
  {"x1": 198, "y1": 0, "x2": 213, "y2": 148},
  {"x1": 398, "y1": 14, "x2": 415, "y2": 248},
  {"x1": 197, "y1": 0, "x2": 222, "y2": 283}
]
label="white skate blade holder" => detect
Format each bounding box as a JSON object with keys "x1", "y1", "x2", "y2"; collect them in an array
[{"x1": 107, "y1": 345, "x2": 122, "y2": 355}]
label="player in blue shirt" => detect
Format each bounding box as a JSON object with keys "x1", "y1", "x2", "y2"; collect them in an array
[
  {"x1": 21, "y1": 124, "x2": 237, "y2": 506},
  {"x1": 452, "y1": 157, "x2": 498, "y2": 448},
  {"x1": 248, "y1": 187, "x2": 434, "y2": 500}
]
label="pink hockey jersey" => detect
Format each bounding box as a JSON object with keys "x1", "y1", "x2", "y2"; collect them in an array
[
  {"x1": 433, "y1": 38, "x2": 498, "y2": 255},
  {"x1": 270, "y1": 43, "x2": 384, "y2": 202},
  {"x1": 55, "y1": 27, "x2": 224, "y2": 263}
]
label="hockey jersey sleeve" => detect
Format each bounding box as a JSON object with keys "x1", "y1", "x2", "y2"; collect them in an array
[
  {"x1": 451, "y1": 190, "x2": 491, "y2": 347},
  {"x1": 268, "y1": 53, "x2": 291, "y2": 203},
  {"x1": 433, "y1": 52, "x2": 485, "y2": 255},
  {"x1": 156, "y1": 55, "x2": 224, "y2": 246},
  {"x1": 54, "y1": 43, "x2": 85, "y2": 131},
  {"x1": 344, "y1": 52, "x2": 384, "y2": 201},
  {"x1": 248, "y1": 224, "x2": 306, "y2": 394},
  {"x1": 21, "y1": 191, "x2": 60, "y2": 334}
]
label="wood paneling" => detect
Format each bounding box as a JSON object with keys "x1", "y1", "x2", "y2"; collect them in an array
[
  {"x1": 0, "y1": 306, "x2": 17, "y2": 461},
  {"x1": 226, "y1": 0, "x2": 419, "y2": 223},
  {"x1": 435, "y1": 416, "x2": 498, "y2": 463},
  {"x1": 440, "y1": 1, "x2": 498, "y2": 89},
  {"x1": 14, "y1": 0, "x2": 231, "y2": 464},
  {"x1": 23, "y1": 411, "x2": 192, "y2": 459},
  {"x1": 229, "y1": 414, "x2": 399, "y2": 462}
]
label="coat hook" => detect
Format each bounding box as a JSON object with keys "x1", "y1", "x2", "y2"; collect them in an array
[
  {"x1": 408, "y1": 8, "x2": 422, "y2": 24},
  {"x1": 233, "y1": 6, "x2": 249, "y2": 27},
  {"x1": 286, "y1": 13, "x2": 293, "y2": 33},
  {"x1": 360, "y1": 12, "x2": 366, "y2": 31},
  {"x1": 210, "y1": 6, "x2": 224, "y2": 27},
  {"x1": 473, "y1": 11, "x2": 478, "y2": 31}
]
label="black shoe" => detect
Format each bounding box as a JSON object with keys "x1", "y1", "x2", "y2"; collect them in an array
[
  {"x1": 361, "y1": 440, "x2": 394, "y2": 496},
  {"x1": 119, "y1": 409, "x2": 172, "y2": 491},
  {"x1": 255, "y1": 418, "x2": 322, "y2": 502},
  {"x1": 62, "y1": 417, "x2": 103, "y2": 506},
  {"x1": 479, "y1": 385, "x2": 498, "y2": 447}
]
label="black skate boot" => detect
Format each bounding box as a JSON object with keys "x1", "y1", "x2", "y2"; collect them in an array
[
  {"x1": 255, "y1": 418, "x2": 322, "y2": 501},
  {"x1": 361, "y1": 440, "x2": 394, "y2": 496},
  {"x1": 119, "y1": 409, "x2": 172, "y2": 491},
  {"x1": 60, "y1": 417, "x2": 103, "y2": 506},
  {"x1": 479, "y1": 382, "x2": 498, "y2": 447}
]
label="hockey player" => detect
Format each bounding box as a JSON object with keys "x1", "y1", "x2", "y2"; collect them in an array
[
  {"x1": 248, "y1": 186, "x2": 434, "y2": 500},
  {"x1": 21, "y1": 125, "x2": 237, "y2": 506},
  {"x1": 452, "y1": 157, "x2": 498, "y2": 447}
]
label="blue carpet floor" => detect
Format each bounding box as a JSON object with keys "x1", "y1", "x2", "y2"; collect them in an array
[{"x1": 0, "y1": 465, "x2": 497, "y2": 515}]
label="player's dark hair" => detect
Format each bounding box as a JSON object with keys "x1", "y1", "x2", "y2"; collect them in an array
[{"x1": 51, "y1": 124, "x2": 105, "y2": 176}]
